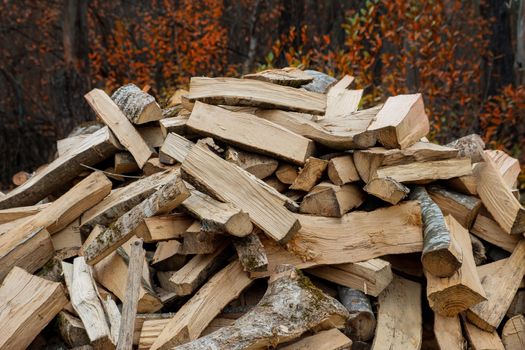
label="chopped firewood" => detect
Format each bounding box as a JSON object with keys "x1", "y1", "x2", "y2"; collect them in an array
[
  {"x1": 324, "y1": 77, "x2": 362, "y2": 120},
  {"x1": 137, "y1": 125, "x2": 165, "y2": 148},
  {"x1": 181, "y1": 143, "x2": 300, "y2": 242},
  {"x1": 308, "y1": 258, "x2": 393, "y2": 297},
  {"x1": 179, "y1": 228, "x2": 225, "y2": 255},
  {"x1": 485, "y1": 149, "x2": 521, "y2": 188},
  {"x1": 410, "y1": 186, "x2": 462, "y2": 277},
  {"x1": 138, "y1": 319, "x2": 174, "y2": 350},
  {"x1": 159, "y1": 115, "x2": 189, "y2": 137},
  {"x1": 233, "y1": 231, "x2": 268, "y2": 272},
  {"x1": 0, "y1": 126, "x2": 118, "y2": 209},
  {"x1": 57, "y1": 311, "x2": 90, "y2": 348},
  {"x1": 473, "y1": 153, "x2": 525, "y2": 234},
  {"x1": 427, "y1": 185, "x2": 481, "y2": 229},
  {"x1": 133, "y1": 314, "x2": 175, "y2": 348},
  {"x1": 224, "y1": 146, "x2": 278, "y2": 179},
  {"x1": 302, "y1": 69, "x2": 337, "y2": 93},
  {"x1": 470, "y1": 233, "x2": 487, "y2": 265},
  {"x1": 187, "y1": 102, "x2": 315, "y2": 164},
  {"x1": 264, "y1": 176, "x2": 288, "y2": 193},
  {"x1": 172, "y1": 265, "x2": 349, "y2": 350},
  {"x1": 507, "y1": 290, "x2": 525, "y2": 318},
  {"x1": 338, "y1": 286, "x2": 376, "y2": 341},
  {"x1": 242, "y1": 67, "x2": 314, "y2": 86},
  {"x1": 446, "y1": 134, "x2": 485, "y2": 162},
  {"x1": 364, "y1": 177, "x2": 409, "y2": 205},
  {"x1": 327, "y1": 155, "x2": 361, "y2": 185},
  {"x1": 290, "y1": 157, "x2": 328, "y2": 191},
  {"x1": 159, "y1": 132, "x2": 194, "y2": 163},
  {"x1": 433, "y1": 314, "x2": 465, "y2": 350},
  {"x1": 149, "y1": 260, "x2": 253, "y2": 350},
  {"x1": 0, "y1": 202, "x2": 50, "y2": 224},
  {"x1": 466, "y1": 240, "x2": 525, "y2": 332},
  {"x1": 168, "y1": 243, "x2": 229, "y2": 296},
  {"x1": 85, "y1": 89, "x2": 154, "y2": 168},
  {"x1": 139, "y1": 214, "x2": 193, "y2": 242},
  {"x1": 12, "y1": 170, "x2": 31, "y2": 186},
  {"x1": 114, "y1": 152, "x2": 139, "y2": 174},
  {"x1": 81, "y1": 175, "x2": 189, "y2": 265},
  {"x1": 151, "y1": 240, "x2": 182, "y2": 265},
  {"x1": 167, "y1": 88, "x2": 189, "y2": 107},
  {"x1": 300, "y1": 182, "x2": 365, "y2": 217},
  {"x1": 367, "y1": 93, "x2": 429, "y2": 149},
  {"x1": 111, "y1": 83, "x2": 162, "y2": 124},
  {"x1": 0, "y1": 267, "x2": 68, "y2": 350},
  {"x1": 182, "y1": 189, "x2": 253, "y2": 237},
  {"x1": 471, "y1": 211, "x2": 520, "y2": 252},
  {"x1": 445, "y1": 173, "x2": 478, "y2": 195},
  {"x1": 502, "y1": 315, "x2": 525, "y2": 350},
  {"x1": 370, "y1": 276, "x2": 422, "y2": 350},
  {"x1": 186, "y1": 77, "x2": 326, "y2": 115},
  {"x1": 51, "y1": 218, "x2": 83, "y2": 252},
  {"x1": 275, "y1": 163, "x2": 299, "y2": 184},
  {"x1": 425, "y1": 215, "x2": 486, "y2": 316},
  {"x1": 142, "y1": 158, "x2": 173, "y2": 176},
  {"x1": 56, "y1": 134, "x2": 90, "y2": 157},
  {"x1": 279, "y1": 329, "x2": 353, "y2": 350},
  {"x1": 462, "y1": 317, "x2": 504, "y2": 350}
]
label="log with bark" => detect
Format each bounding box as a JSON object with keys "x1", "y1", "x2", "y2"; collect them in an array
[{"x1": 111, "y1": 83, "x2": 162, "y2": 125}]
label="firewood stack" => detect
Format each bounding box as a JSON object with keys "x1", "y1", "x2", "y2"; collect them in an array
[{"x1": 0, "y1": 67, "x2": 524, "y2": 350}]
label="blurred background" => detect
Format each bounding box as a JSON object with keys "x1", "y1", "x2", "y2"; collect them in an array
[{"x1": 0, "y1": 0, "x2": 524, "y2": 189}]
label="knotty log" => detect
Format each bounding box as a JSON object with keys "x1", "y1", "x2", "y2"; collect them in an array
[
  {"x1": 225, "y1": 146, "x2": 278, "y2": 179},
  {"x1": 445, "y1": 134, "x2": 485, "y2": 162},
  {"x1": 338, "y1": 286, "x2": 376, "y2": 341},
  {"x1": 300, "y1": 182, "x2": 366, "y2": 217},
  {"x1": 0, "y1": 126, "x2": 118, "y2": 209},
  {"x1": 502, "y1": 314, "x2": 525, "y2": 350},
  {"x1": 233, "y1": 231, "x2": 268, "y2": 272},
  {"x1": 462, "y1": 317, "x2": 504, "y2": 350},
  {"x1": 433, "y1": 314, "x2": 465, "y2": 350},
  {"x1": 364, "y1": 177, "x2": 409, "y2": 205},
  {"x1": 427, "y1": 185, "x2": 481, "y2": 229},
  {"x1": 327, "y1": 155, "x2": 361, "y2": 185},
  {"x1": 111, "y1": 83, "x2": 162, "y2": 124},
  {"x1": 279, "y1": 329, "x2": 352, "y2": 350},
  {"x1": 290, "y1": 157, "x2": 328, "y2": 191},
  {"x1": 485, "y1": 149, "x2": 521, "y2": 188},
  {"x1": 173, "y1": 265, "x2": 349, "y2": 350},
  {"x1": 410, "y1": 186, "x2": 462, "y2": 277},
  {"x1": 243, "y1": 67, "x2": 313, "y2": 86}
]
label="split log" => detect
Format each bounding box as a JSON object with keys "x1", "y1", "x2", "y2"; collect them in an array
[
  {"x1": 57, "y1": 134, "x2": 90, "y2": 157},
  {"x1": 151, "y1": 240, "x2": 181, "y2": 265},
  {"x1": 0, "y1": 267, "x2": 68, "y2": 350},
  {"x1": 224, "y1": 146, "x2": 278, "y2": 179},
  {"x1": 427, "y1": 185, "x2": 481, "y2": 229},
  {"x1": 485, "y1": 149, "x2": 521, "y2": 188},
  {"x1": 445, "y1": 134, "x2": 485, "y2": 162},
  {"x1": 186, "y1": 77, "x2": 326, "y2": 114},
  {"x1": 149, "y1": 260, "x2": 253, "y2": 350},
  {"x1": 85, "y1": 89, "x2": 154, "y2": 168},
  {"x1": 0, "y1": 126, "x2": 118, "y2": 209},
  {"x1": 279, "y1": 329, "x2": 352, "y2": 350},
  {"x1": 182, "y1": 189, "x2": 253, "y2": 237},
  {"x1": 337, "y1": 287, "x2": 376, "y2": 341},
  {"x1": 371, "y1": 276, "x2": 422, "y2": 350},
  {"x1": 327, "y1": 155, "x2": 360, "y2": 185},
  {"x1": 324, "y1": 78, "x2": 362, "y2": 119},
  {"x1": 134, "y1": 314, "x2": 175, "y2": 348},
  {"x1": 466, "y1": 240, "x2": 525, "y2": 331},
  {"x1": 425, "y1": 215, "x2": 486, "y2": 316},
  {"x1": 181, "y1": 143, "x2": 300, "y2": 242},
  {"x1": 366, "y1": 93, "x2": 429, "y2": 149},
  {"x1": 167, "y1": 88, "x2": 189, "y2": 107},
  {"x1": 137, "y1": 125, "x2": 165, "y2": 148},
  {"x1": 51, "y1": 218, "x2": 83, "y2": 252},
  {"x1": 187, "y1": 102, "x2": 315, "y2": 164},
  {"x1": 173, "y1": 264, "x2": 349, "y2": 350},
  {"x1": 139, "y1": 214, "x2": 193, "y2": 242},
  {"x1": 57, "y1": 311, "x2": 90, "y2": 348},
  {"x1": 0, "y1": 202, "x2": 50, "y2": 224},
  {"x1": 470, "y1": 212, "x2": 520, "y2": 252},
  {"x1": 179, "y1": 227, "x2": 225, "y2": 255},
  {"x1": 474, "y1": 153, "x2": 525, "y2": 234},
  {"x1": 502, "y1": 315, "x2": 525, "y2": 350},
  {"x1": 242, "y1": 67, "x2": 313, "y2": 86},
  {"x1": 143, "y1": 158, "x2": 173, "y2": 176},
  {"x1": 111, "y1": 83, "x2": 162, "y2": 124},
  {"x1": 433, "y1": 314, "x2": 465, "y2": 350},
  {"x1": 410, "y1": 186, "x2": 462, "y2": 277},
  {"x1": 364, "y1": 177, "x2": 409, "y2": 205},
  {"x1": 264, "y1": 176, "x2": 288, "y2": 193},
  {"x1": 445, "y1": 174, "x2": 478, "y2": 195},
  {"x1": 159, "y1": 132, "x2": 194, "y2": 163},
  {"x1": 290, "y1": 157, "x2": 328, "y2": 191},
  {"x1": 308, "y1": 258, "x2": 393, "y2": 297},
  {"x1": 114, "y1": 152, "x2": 139, "y2": 174},
  {"x1": 462, "y1": 317, "x2": 504, "y2": 350},
  {"x1": 233, "y1": 231, "x2": 268, "y2": 272},
  {"x1": 275, "y1": 163, "x2": 299, "y2": 184},
  {"x1": 469, "y1": 234, "x2": 487, "y2": 265},
  {"x1": 81, "y1": 175, "x2": 189, "y2": 265},
  {"x1": 302, "y1": 69, "x2": 337, "y2": 93},
  {"x1": 159, "y1": 116, "x2": 189, "y2": 137},
  {"x1": 299, "y1": 182, "x2": 366, "y2": 217}
]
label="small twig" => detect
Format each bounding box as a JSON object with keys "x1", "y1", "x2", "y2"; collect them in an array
[{"x1": 80, "y1": 163, "x2": 144, "y2": 179}]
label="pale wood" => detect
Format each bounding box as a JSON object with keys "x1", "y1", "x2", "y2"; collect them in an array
[
  {"x1": 445, "y1": 174, "x2": 478, "y2": 195},
  {"x1": 173, "y1": 265, "x2": 349, "y2": 350},
  {"x1": 143, "y1": 158, "x2": 173, "y2": 176},
  {"x1": 338, "y1": 286, "x2": 376, "y2": 341},
  {"x1": 159, "y1": 116, "x2": 189, "y2": 137},
  {"x1": 56, "y1": 134, "x2": 90, "y2": 157},
  {"x1": 367, "y1": 93, "x2": 429, "y2": 149},
  {"x1": 279, "y1": 329, "x2": 352, "y2": 350},
  {"x1": 462, "y1": 317, "x2": 504, "y2": 350},
  {"x1": 446, "y1": 134, "x2": 485, "y2": 162},
  {"x1": 111, "y1": 83, "x2": 162, "y2": 124},
  {"x1": 327, "y1": 155, "x2": 360, "y2": 185},
  {"x1": 85, "y1": 89, "x2": 154, "y2": 168},
  {"x1": 308, "y1": 258, "x2": 393, "y2": 297},
  {"x1": 57, "y1": 311, "x2": 90, "y2": 348},
  {"x1": 139, "y1": 319, "x2": 172, "y2": 350},
  {"x1": 167, "y1": 88, "x2": 189, "y2": 107},
  {"x1": 275, "y1": 163, "x2": 299, "y2": 184},
  {"x1": 81, "y1": 174, "x2": 189, "y2": 265},
  {"x1": 425, "y1": 215, "x2": 486, "y2": 316},
  {"x1": 410, "y1": 186, "x2": 463, "y2": 277},
  {"x1": 137, "y1": 125, "x2": 165, "y2": 148},
  {"x1": 433, "y1": 314, "x2": 465, "y2": 350},
  {"x1": 303, "y1": 69, "x2": 337, "y2": 93},
  {"x1": 0, "y1": 126, "x2": 118, "y2": 209},
  {"x1": 134, "y1": 314, "x2": 175, "y2": 347},
  {"x1": 290, "y1": 157, "x2": 328, "y2": 191},
  {"x1": 375, "y1": 158, "x2": 472, "y2": 184},
  {"x1": 428, "y1": 185, "x2": 481, "y2": 229},
  {"x1": 233, "y1": 231, "x2": 268, "y2": 272},
  {"x1": 300, "y1": 182, "x2": 365, "y2": 217},
  {"x1": 0, "y1": 202, "x2": 50, "y2": 224},
  {"x1": 140, "y1": 213, "x2": 193, "y2": 242},
  {"x1": 12, "y1": 170, "x2": 31, "y2": 186},
  {"x1": 181, "y1": 143, "x2": 300, "y2": 242},
  {"x1": 159, "y1": 132, "x2": 193, "y2": 163},
  {"x1": 150, "y1": 260, "x2": 253, "y2": 350},
  {"x1": 224, "y1": 146, "x2": 278, "y2": 179},
  {"x1": 485, "y1": 149, "x2": 521, "y2": 187},
  {"x1": 471, "y1": 212, "x2": 520, "y2": 252},
  {"x1": 473, "y1": 153, "x2": 525, "y2": 234},
  {"x1": 466, "y1": 240, "x2": 525, "y2": 331},
  {"x1": 364, "y1": 177, "x2": 409, "y2": 205},
  {"x1": 178, "y1": 226, "x2": 225, "y2": 255},
  {"x1": 187, "y1": 102, "x2": 315, "y2": 164},
  {"x1": 186, "y1": 77, "x2": 326, "y2": 114},
  {"x1": 502, "y1": 314, "x2": 525, "y2": 350},
  {"x1": 114, "y1": 152, "x2": 139, "y2": 174},
  {"x1": 151, "y1": 240, "x2": 181, "y2": 265},
  {"x1": 325, "y1": 78, "x2": 362, "y2": 118},
  {"x1": 0, "y1": 266, "x2": 68, "y2": 350},
  {"x1": 371, "y1": 276, "x2": 422, "y2": 350},
  {"x1": 476, "y1": 258, "x2": 525, "y2": 289},
  {"x1": 51, "y1": 218, "x2": 83, "y2": 251},
  {"x1": 242, "y1": 67, "x2": 313, "y2": 86},
  {"x1": 117, "y1": 239, "x2": 145, "y2": 350}
]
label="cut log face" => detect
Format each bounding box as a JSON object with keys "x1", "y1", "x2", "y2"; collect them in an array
[
  {"x1": 433, "y1": 314, "x2": 465, "y2": 350},
  {"x1": 299, "y1": 182, "x2": 366, "y2": 217},
  {"x1": 181, "y1": 143, "x2": 301, "y2": 243},
  {"x1": 427, "y1": 185, "x2": 481, "y2": 229},
  {"x1": 242, "y1": 67, "x2": 314, "y2": 87},
  {"x1": 338, "y1": 287, "x2": 376, "y2": 341},
  {"x1": 187, "y1": 102, "x2": 315, "y2": 165},
  {"x1": 502, "y1": 314, "x2": 525, "y2": 350},
  {"x1": 0, "y1": 126, "x2": 118, "y2": 209},
  {"x1": 470, "y1": 212, "x2": 520, "y2": 252},
  {"x1": 172, "y1": 265, "x2": 350, "y2": 350},
  {"x1": 325, "y1": 86, "x2": 363, "y2": 119},
  {"x1": 485, "y1": 149, "x2": 521, "y2": 188},
  {"x1": 327, "y1": 155, "x2": 361, "y2": 185},
  {"x1": 366, "y1": 93, "x2": 430, "y2": 149},
  {"x1": 279, "y1": 328, "x2": 353, "y2": 350},
  {"x1": 371, "y1": 276, "x2": 422, "y2": 350},
  {"x1": 276, "y1": 163, "x2": 299, "y2": 184},
  {"x1": 114, "y1": 152, "x2": 139, "y2": 174},
  {"x1": 290, "y1": 157, "x2": 328, "y2": 191},
  {"x1": 140, "y1": 214, "x2": 193, "y2": 242},
  {"x1": 159, "y1": 116, "x2": 189, "y2": 137},
  {"x1": 160, "y1": 132, "x2": 193, "y2": 164},
  {"x1": 0, "y1": 266, "x2": 68, "y2": 350},
  {"x1": 364, "y1": 177, "x2": 409, "y2": 205},
  {"x1": 137, "y1": 125, "x2": 165, "y2": 148},
  {"x1": 186, "y1": 77, "x2": 327, "y2": 115},
  {"x1": 111, "y1": 83, "x2": 162, "y2": 124},
  {"x1": 462, "y1": 317, "x2": 504, "y2": 350},
  {"x1": 225, "y1": 147, "x2": 278, "y2": 179}
]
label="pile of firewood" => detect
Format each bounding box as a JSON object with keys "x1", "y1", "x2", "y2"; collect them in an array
[{"x1": 0, "y1": 67, "x2": 524, "y2": 350}]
